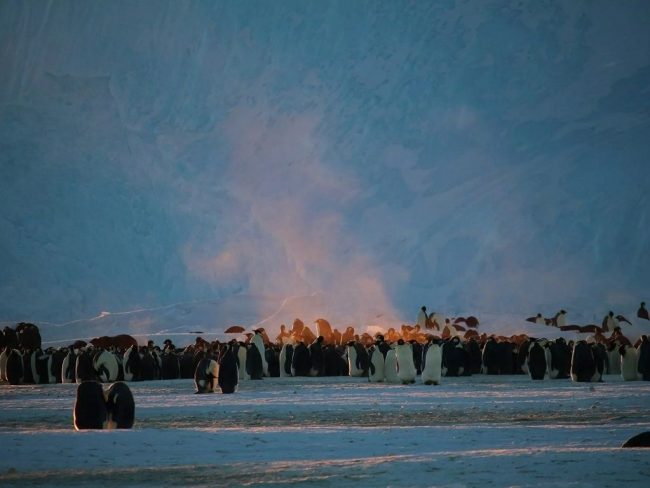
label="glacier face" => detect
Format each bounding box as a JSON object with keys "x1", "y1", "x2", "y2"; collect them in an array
[{"x1": 1, "y1": 0, "x2": 649, "y2": 324}]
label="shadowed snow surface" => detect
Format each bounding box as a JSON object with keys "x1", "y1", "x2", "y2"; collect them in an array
[{"x1": 1, "y1": 375, "x2": 650, "y2": 486}]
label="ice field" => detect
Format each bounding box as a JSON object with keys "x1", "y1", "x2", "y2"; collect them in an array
[{"x1": 1, "y1": 374, "x2": 650, "y2": 487}]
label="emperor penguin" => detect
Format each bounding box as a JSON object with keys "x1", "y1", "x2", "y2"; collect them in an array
[
  {"x1": 122, "y1": 345, "x2": 141, "y2": 382},
  {"x1": 218, "y1": 342, "x2": 239, "y2": 393},
  {"x1": 279, "y1": 341, "x2": 294, "y2": 377},
  {"x1": 105, "y1": 381, "x2": 135, "y2": 429},
  {"x1": 0, "y1": 347, "x2": 9, "y2": 382},
  {"x1": 421, "y1": 341, "x2": 442, "y2": 385},
  {"x1": 395, "y1": 340, "x2": 416, "y2": 384},
  {"x1": 194, "y1": 358, "x2": 219, "y2": 393},
  {"x1": 74, "y1": 381, "x2": 108, "y2": 430},
  {"x1": 368, "y1": 346, "x2": 385, "y2": 383},
  {"x1": 94, "y1": 350, "x2": 120, "y2": 383},
  {"x1": 5, "y1": 349, "x2": 23, "y2": 385},
  {"x1": 607, "y1": 342, "x2": 622, "y2": 375},
  {"x1": 252, "y1": 330, "x2": 269, "y2": 377},
  {"x1": 384, "y1": 347, "x2": 399, "y2": 383},
  {"x1": 237, "y1": 342, "x2": 249, "y2": 380},
  {"x1": 346, "y1": 342, "x2": 369, "y2": 377},
  {"x1": 527, "y1": 340, "x2": 547, "y2": 380},
  {"x1": 61, "y1": 346, "x2": 78, "y2": 383},
  {"x1": 571, "y1": 341, "x2": 596, "y2": 383}
]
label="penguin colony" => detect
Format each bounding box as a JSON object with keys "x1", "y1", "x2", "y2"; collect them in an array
[{"x1": 2, "y1": 312, "x2": 650, "y2": 436}]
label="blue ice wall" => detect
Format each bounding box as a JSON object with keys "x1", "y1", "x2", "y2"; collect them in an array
[{"x1": 1, "y1": 0, "x2": 649, "y2": 322}]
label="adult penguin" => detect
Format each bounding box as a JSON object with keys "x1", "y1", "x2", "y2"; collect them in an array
[
  {"x1": 571, "y1": 340, "x2": 596, "y2": 382},
  {"x1": 591, "y1": 342, "x2": 607, "y2": 382},
  {"x1": 384, "y1": 347, "x2": 399, "y2": 383},
  {"x1": 607, "y1": 342, "x2": 622, "y2": 375},
  {"x1": 527, "y1": 340, "x2": 547, "y2": 380},
  {"x1": 265, "y1": 346, "x2": 280, "y2": 377},
  {"x1": 139, "y1": 348, "x2": 155, "y2": 381},
  {"x1": 50, "y1": 348, "x2": 67, "y2": 383},
  {"x1": 497, "y1": 341, "x2": 515, "y2": 375},
  {"x1": 218, "y1": 343, "x2": 239, "y2": 394},
  {"x1": 638, "y1": 335, "x2": 650, "y2": 381},
  {"x1": 411, "y1": 341, "x2": 423, "y2": 375},
  {"x1": 279, "y1": 342, "x2": 294, "y2": 377},
  {"x1": 0, "y1": 347, "x2": 9, "y2": 382},
  {"x1": 549, "y1": 338, "x2": 571, "y2": 379},
  {"x1": 482, "y1": 337, "x2": 499, "y2": 374},
  {"x1": 21, "y1": 350, "x2": 35, "y2": 384},
  {"x1": 246, "y1": 343, "x2": 264, "y2": 380},
  {"x1": 421, "y1": 341, "x2": 442, "y2": 385},
  {"x1": 517, "y1": 339, "x2": 531, "y2": 375},
  {"x1": 346, "y1": 341, "x2": 368, "y2": 377},
  {"x1": 194, "y1": 357, "x2": 219, "y2": 393},
  {"x1": 309, "y1": 336, "x2": 325, "y2": 376},
  {"x1": 179, "y1": 349, "x2": 195, "y2": 379},
  {"x1": 32, "y1": 348, "x2": 53, "y2": 384},
  {"x1": 236, "y1": 342, "x2": 249, "y2": 380},
  {"x1": 291, "y1": 341, "x2": 311, "y2": 377},
  {"x1": 355, "y1": 342, "x2": 370, "y2": 377},
  {"x1": 442, "y1": 337, "x2": 466, "y2": 377},
  {"x1": 620, "y1": 344, "x2": 639, "y2": 381},
  {"x1": 324, "y1": 345, "x2": 348, "y2": 376},
  {"x1": 105, "y1": 381, "x2": 135, "y2": 429},
  {"x1": 368, "y1": 346, "x2": 385, "y2": 383},
  {"x1": 122, "y1": 345, "x2": 141, "y2": 381},
  {"x1": 160, "y1": 350, "x2": 180, "y2": 379},
  {"x1": 466, "y1": 338, "x2": 483, "y2": 375},
  {"x1": 6, "y1": 349, "x2": 23, "y2": 385},
  {"x1": 73, "y1": 381, "x2": 108, "y2": 430},
  {"x1": 251, "y1": 330, "x2": 269, "y2": 377},
  {"x1": 638, "y1": 302, "x2": 649, "y2": 321},
  {"x1": 75, "y1": 349, "x2": 97, "y2": 383},
  {"x1": 395, "y1": 340, "x2": 416, "y2": 384},
  {"x1": 61, "y1": 347, "x2": 78, "y2": 383},
  {"x1": 375, "y1": 335, "x2": 392, "y2": 358},
  {"x1": 94, "y1": 349, "x2": 120, "y2": 383}
]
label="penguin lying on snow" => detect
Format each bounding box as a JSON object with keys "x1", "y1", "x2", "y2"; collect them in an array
[{"x1": 74, "y1": 381, "x2": 135, "y2": 430}]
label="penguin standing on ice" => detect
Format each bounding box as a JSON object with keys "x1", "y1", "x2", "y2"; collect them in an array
[
  {"x1": 527, "y1": 340, "x2": 547, "y2": 380},
  {"x1": 245, "y1": 343, "x2": 264, "y2": 380},
  {"x1": 218, "y1": 342, "x2": 239, "y2": 394},
  {"x1": 421, "y1": 341, "x2": 442, "y2": 385},
  {"x1": 291, "y1": 342, "x2": 311, "y2": 377},
  {"x1": 384, "y1": 347, "x2": 399, "y2": 383},
  {"x1": 571, "y1": 341, "x2": 596, "y2": 382},
  {"x1": 279, "y1": 342, "x2": 294, "y2": 377},
  {"x1": 368, "y1": 345, "x2": 385, "y2": 383},
  {"x1": 105, "y1": 382, "x2": 135, "y2": 429},
  {"x1": 395, "y1": 340, "x2": 416, "y2": 384},
  {"x1": 194, "y1": 358, "x2": 219, "y2": 393},
  {"x1": 5, "y1": 349, "x2": 23, "y2": 385},
  {"x1": 251, "y1": 330, "x2": 269, "y2": 377},
  {"x1": 74, "y1": 381, "x2": 108, "y2": 430}
]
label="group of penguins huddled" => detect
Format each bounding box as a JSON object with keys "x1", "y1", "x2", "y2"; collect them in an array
[
  {"x1": 3, "y1": 323, "x2": 650, "y2": 392},
  {"x1": 3, "y1": 322, "x2": 650, "y2": 438}
]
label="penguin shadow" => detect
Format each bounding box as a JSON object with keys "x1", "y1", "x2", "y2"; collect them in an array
[{"x1": 73, "y1": 381, "x2": 135, "y2": 431}]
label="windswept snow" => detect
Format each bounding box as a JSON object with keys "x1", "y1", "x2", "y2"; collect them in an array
[{"x1": 1, "y1": 375, "x2": 650, "y2": 486}]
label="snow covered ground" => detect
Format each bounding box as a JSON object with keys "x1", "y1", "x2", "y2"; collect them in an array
[{"x1": 1, "y1": 375, "x2": 649, "y2": 487}]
